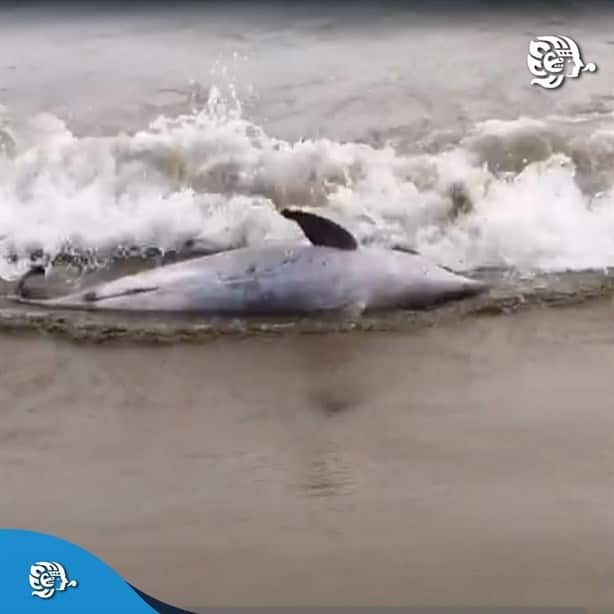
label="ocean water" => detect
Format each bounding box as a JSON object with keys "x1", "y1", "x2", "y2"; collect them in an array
[{"x1": 2, "y1": 4, "x2": 614, "y2": 280}]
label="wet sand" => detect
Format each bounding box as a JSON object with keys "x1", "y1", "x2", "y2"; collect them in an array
[{"x1": 0, "y1": 302, "x2": 613, "y2": 610}]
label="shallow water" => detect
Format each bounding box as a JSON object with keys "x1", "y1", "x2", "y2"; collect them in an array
[{"x1": 1, "y1": 302, "x2": 613, "y2": 609}]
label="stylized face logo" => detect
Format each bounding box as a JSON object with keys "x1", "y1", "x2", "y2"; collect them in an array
[
  {"x1": 29, "y1": 561, "x2": 78, "y2": 599},
  {"x1": 528, "y1": 35, "x2": 597, "y2": 89}
]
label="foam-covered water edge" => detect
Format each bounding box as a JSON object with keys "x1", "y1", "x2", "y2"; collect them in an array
[{"x1": 3, "y1": 88, "x2": 614, "y2": 281}]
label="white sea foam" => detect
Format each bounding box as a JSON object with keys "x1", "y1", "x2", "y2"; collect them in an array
[{"x1": 2, "y1": 89, "x2": 614, "y2": 279}]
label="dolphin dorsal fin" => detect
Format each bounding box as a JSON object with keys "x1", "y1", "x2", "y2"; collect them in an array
[{"x1": 281, "y1": 209, "x2": 358, "y2": 250}]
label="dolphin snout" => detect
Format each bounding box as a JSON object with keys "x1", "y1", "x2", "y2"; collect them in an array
[{"x1": 461, "y1": 279, "x2": 489, "y2": 298}]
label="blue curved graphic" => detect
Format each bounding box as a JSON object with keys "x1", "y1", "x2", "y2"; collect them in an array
[{"x1": 0, "y1": 529, "x2": 163, "y2": 613}]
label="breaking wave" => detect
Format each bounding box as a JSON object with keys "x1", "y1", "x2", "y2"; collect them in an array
[{"x1": 2, "y1": 85, "x2": 614, "y2": 280}]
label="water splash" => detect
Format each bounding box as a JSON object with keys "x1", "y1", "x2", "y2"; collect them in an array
[{"x1": 2, "y1": 87, "x2": 614, "y2": 279}]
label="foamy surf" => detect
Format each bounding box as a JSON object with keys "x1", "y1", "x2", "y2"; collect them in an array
[{"x1": 3, "y1": 86, "x2": 614, "y2": 280}]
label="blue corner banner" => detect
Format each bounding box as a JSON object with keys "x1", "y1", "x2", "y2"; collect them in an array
[{"x1": 0, "y1": 529, "x2": 194, "y2": 613}]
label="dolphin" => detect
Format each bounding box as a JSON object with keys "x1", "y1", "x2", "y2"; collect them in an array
[{"x1": 13, "y1": 209, "x2": 487, "y2": 315}]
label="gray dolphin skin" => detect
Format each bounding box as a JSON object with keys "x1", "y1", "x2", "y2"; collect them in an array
[{"x1": 14, "y1": 209, "x2": 487, "y2": 315}]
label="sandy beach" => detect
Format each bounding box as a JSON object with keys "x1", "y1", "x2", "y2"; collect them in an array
[{"x1": 0, "y1": 302, "x2": 612, "y2": 610}]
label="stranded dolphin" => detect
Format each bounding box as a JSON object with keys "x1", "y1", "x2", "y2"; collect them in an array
[{"x1": 13, "y1": 209, "x2": 487, "y2": 315}]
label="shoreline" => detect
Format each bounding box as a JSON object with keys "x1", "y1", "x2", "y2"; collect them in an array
[{"x1": 2, "y1": 268, "x2": 614, "y2": 343}]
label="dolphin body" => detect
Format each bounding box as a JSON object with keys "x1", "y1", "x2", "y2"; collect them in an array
[{"x1": 14, "y1": 209, "x2": 487, "y2": 315}]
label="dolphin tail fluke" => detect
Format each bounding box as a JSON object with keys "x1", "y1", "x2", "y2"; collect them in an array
[{"x1": 10, "y1": 265, "x2": 82, "y2": 309}]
